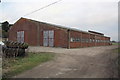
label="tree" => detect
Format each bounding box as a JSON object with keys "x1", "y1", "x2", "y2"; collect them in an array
[
  {"x1": 2, "y1": 21, "x2": 9, "y2": 32},
  {"x1": 111, "y1": 40, "x2": 116, "y2": 43},
  {"x1": 2, "y1": 30, "x2": 8, "y2": 38}
]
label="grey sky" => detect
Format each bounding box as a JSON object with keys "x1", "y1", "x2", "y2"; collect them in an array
[{"x1": 0, "y1": 0, "x2": 119, "y2": 41}]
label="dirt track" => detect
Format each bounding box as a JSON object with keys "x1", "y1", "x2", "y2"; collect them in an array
[{"x1": 14, "y1": 45, "x2": 118, "y2": 78}]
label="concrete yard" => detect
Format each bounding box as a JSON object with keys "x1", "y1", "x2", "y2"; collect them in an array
[{"x1": 14, "y1": 45, "x2": 118, "y2": 78}]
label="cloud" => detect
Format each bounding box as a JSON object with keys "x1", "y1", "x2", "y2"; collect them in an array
[
  {"x1": 2, "y1": 0, "x2": 119, "y2": 3},
  {"x1": 0, "y1": 0, "x2": 118, "y2": 41}
]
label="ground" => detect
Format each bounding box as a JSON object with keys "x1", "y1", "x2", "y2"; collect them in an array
[{"x1": 14, "y1": 45, "x2": 118, "y2": 78}]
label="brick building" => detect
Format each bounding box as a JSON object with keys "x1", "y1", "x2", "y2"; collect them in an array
[{"x1": 8, "y1": 18, "x2": 111, "y2": 48}]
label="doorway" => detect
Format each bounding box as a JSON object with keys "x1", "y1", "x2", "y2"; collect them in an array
[{"x1": 43, "y1": 30, "x2": 54, "y2": 47}]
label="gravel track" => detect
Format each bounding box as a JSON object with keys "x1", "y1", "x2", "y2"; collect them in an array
[{"x1": 14, "y1": 45, "x2": 118, "y2": 78}]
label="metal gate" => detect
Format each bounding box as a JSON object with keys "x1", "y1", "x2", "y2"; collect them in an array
[
  {"x1": 17, "y1": 31, "x2": 24, "y2": 43},
  {"x1": 43, "y1": 30, "x2": 54, "y2": 47}
]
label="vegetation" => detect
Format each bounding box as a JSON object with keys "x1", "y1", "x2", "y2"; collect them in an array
[
  {"x1": 2, "y1": 30, "x2": 8, "y2": 38},
  {"x1": 1, "y1": 21, "x2": 10, "y2": 32},
  {"x1": 2, "y1": 52, "x2": 55, "y2": 78},
  {"x1": 1, "y1": 21, "x2": 11, "y2": 39},
  {"x1": 0, "y1": 21, "x2": 13, "y2": 41},
  {"x1": 112, "y1": 42, "x2": 118, "y2": 45}
]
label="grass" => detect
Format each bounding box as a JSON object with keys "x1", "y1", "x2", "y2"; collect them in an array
[
  {"x1": 2, "y1": 52, "x2": 55, "y2": 78},
  {"x1": 112, "y1": 42, "x2": 119, "y2": 45}
]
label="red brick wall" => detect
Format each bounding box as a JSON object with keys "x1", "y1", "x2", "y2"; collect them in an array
[
  {"x1": 68, "y1": 30, "x2": 111, "y2": 48},
  {"x1": 9, "y1": 18, "x2": 39, "y2": 46},
  {"x1": 82, "y1": 32, "x2": 89, "y2": 47},
  {"x1": 104, "y1": 37, "x2": 110, "y2": 46},
  {"x1": 9, "y1": 18, "x2": 68, "y2": 48},
  {"x1": 54, "y1": 29, "x2": 68, "y2": 48},
  {"x1": 70, "y1": 30, "x2": 82, "y2": 48},
  {"x1": 9, "y1": 18, "x2": 111, "y2": 48},
  {"x1": 101, "y1": 36, "x2": 105, "y2": 46},
  {"x1": 89, "y1": 34, "x2": 95, "y2": 47},
  {"x1": 37, "y1": 22, "x2": 68, "y2": 48}
]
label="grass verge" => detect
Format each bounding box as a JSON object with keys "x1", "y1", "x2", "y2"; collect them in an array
[
  {"x1": 2, "y1": 52, "x2": 55, "y2": 78},
  {"x1": 112, "y1": 43, "x2": 118, "y2": 45}
]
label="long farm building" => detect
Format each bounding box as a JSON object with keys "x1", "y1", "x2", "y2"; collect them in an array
[{"x1": 8, "y1": 18, "x2": 111, "y2": 48}]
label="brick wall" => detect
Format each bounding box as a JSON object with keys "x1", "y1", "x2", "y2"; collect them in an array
[
  {"x1": 9, "y1": 18, "x2": 69, "y2": 48},
  {"x1": 9, "y1": 18, "x2": 111, "y2": 48},
  {"x1": 9, "y1": 18, "x2": 38, "y2": 46}
]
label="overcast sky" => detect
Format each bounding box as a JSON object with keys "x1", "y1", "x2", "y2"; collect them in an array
[{"x1": 0, "y1": 0, "x2": 119, "y2": 41}]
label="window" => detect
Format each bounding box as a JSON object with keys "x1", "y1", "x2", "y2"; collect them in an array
[
  {"x1": 103, "y1": 40, "x2": 105, "y2": 42},
  {"x1": 95, "y1": 40, "x2": 97, "y2": 42},
  {"x1": 102, "y1": 40, "x2": 104, "y2": 42},
  {"x1": 93, "y1": 39, "x2": 94, "y2": 42},
  {"x1": 98, "y1": 40, "x2": 100, "y2": 43},
  {"x1": 17, "y1": 31, "x2": 24, "y2": 43},
  {"x1": 82, "y1": 38, "x2": 85, "y2": 42},
  {"x1": 90, "y1": 39, "x2": 92, "y2": 42},
  {"x1": 76, "y1": 38, "x2": 81, "y2": 42},
  {"x1": 104, "y1": 40, "x2": 106, "y2": 42},
  {"x1": 71, "y1": 38, "x2": 74, "y2": 42},
  {"x1": 71, "y1": 38, "x2": 81, "y2": 42},
  {"x1": 105, "y1": 40, "x2": 106, "y2": 43},
  {"x1": 86, "y1": 39, "x2": 89, "y2": 43},
  {"x1": 106, "y1": 40, "x2": 109, "y2": 43},
  {"x1": 84, "y1": 39, "x2": 87, "y2": 42}
]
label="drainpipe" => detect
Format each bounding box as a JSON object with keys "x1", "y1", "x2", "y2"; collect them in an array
[
  {"x1": 68, "y1": 29, "x2": 70, "y2": 49},
  {"x1": 95, "y1": 35, "x2": 96, "y2": 46},
  {"x1": 81, "y1": 33, "x2": 82, "y2": 47},
  {"x1": 89, "y1": 34, "x2": 90, "y2": 47}
]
